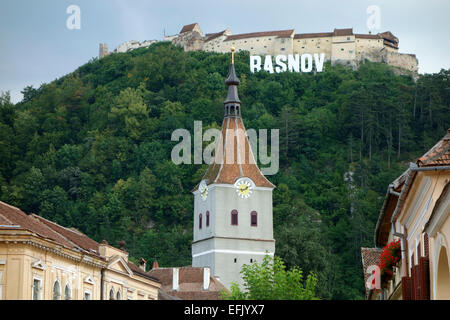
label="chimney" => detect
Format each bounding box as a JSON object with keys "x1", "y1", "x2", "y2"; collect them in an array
[
  {"x1": 152, "y1": 260, "x2": 159, "y2": 269},
  {"x1": 203, "y1": 267, "x2": 210, "y2": 290},
  {"x1": 139, "y1": 258, "x2": 147, "y2": 272},
  {"x1": 172, "y1": 268, "x2": 179, "y2": 291}
]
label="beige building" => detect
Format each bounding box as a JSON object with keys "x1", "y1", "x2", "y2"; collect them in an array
[
  {"x1": 362, "y1": 129, "x2": 450, "y2": 300},
  {"x1": 0, "y1": 201, "x2": 161, "y2": 300},
  {"x1": 164, "y1": 23, "x2": 418, "y2": 72}
]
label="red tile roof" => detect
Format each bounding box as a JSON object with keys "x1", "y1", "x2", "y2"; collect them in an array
[
  {"x1": 294, "y1": 32, "x2": 333, "y2": 39},
  {"x1": 205, "y1": 30, "x2": 228, "y2": 42},
  {"x1": 224, "y1": 29, "x2": 294, "y2": 41},
  {"x1": 196, "y1": 117, "x2": 275, "y2": 190},
  {"x1": 417, "y1": 129, "x2": 450, "y2": 167},
  {"x1": 148, "y1": 267, "x2": 228, "y2": 300},
  {"x1": 333, "y1": 28, "x2": 353, "y2": 36},
  {"x1": 361, "y1": 247, "x2": 382, "y2": 299},
  {"x1": 180, "y1": 23, "x2": 199, "y2": 33},
  {"x1": 0, "y1": 201, "x2": 161, "y2": 283}
]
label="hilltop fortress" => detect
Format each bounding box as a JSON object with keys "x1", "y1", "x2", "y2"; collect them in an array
[{"x1": 101, "y1": 22, "x2": 418, "y2": 73}]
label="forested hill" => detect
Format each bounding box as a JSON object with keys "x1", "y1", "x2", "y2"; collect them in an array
[{"x1": 0, "y1": 42, "x2": 449, "y2": 299}]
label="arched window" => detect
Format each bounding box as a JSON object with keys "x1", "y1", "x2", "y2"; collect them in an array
[
  {"x1": 206, "y1": 211, "x2": 210, "y2": 227},
  {"x1": 116, "y1": 290, "x2": 121, "y2": 300},
  {"x1": 231, "y1": 210, "x2": 238, "y2": 226},
  {"x1": 64, "y1": 283, "x2": 71, "y2": 300},
  {"x1": 109, "y1": 288, "x2": 115, "y2": 300},
  {"x1": 53, "y1": 280, "x2": 61, "y2": 300},
  {"x1": 251, "y1": 211, "x2": 258, "y2": 227},
  {"x1": 199, "y1": 213, "x2": 202, "y2": 229}
]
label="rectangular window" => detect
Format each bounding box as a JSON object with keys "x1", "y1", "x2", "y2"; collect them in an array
[
  {"x1": 84, "y1": 291, "x2": 91, "y2": 300},
  {"x1": 251, "y1": 211, "x2": 258, "y2": 227},
  {"x1": 33, "y1": 279, "x2": 41, "y2": 300},
  {"x1": 231, "y1": 210, "x2": 238, "y2": 226}
]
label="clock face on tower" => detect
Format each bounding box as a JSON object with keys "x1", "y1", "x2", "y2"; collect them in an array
[
  {"x1": 234, "y1": 177, "x2": 254, "y2": 199},
  {"x1": 199, "y1": 180, "x2": 208, "y2": 201}
]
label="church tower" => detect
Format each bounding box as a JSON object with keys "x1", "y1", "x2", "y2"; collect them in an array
[{"x1": 191, "y1": 48, "x2": 276, "y2": 289}]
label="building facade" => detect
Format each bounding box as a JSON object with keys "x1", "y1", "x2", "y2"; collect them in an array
[
  {"x1": 191, "y1": 49, "x2": 276, "y2": 289},
  {"x1": 362, "y1": 129, "x2": 450, "y2": 300},
  {"x1": 0, "y1": 201, "x2": 161, "y2": 300}
]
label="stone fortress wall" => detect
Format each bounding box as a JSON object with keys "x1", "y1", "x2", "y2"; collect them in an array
[
  {"x1": 99, "y1": 22, "x2": 418, "y2": 73},
  {"x1": 165, "y1": 23, "x2": 418, "y2": 73}
]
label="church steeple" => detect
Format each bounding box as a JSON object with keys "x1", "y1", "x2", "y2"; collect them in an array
[
  {"x1": 193, "y1": 47, "x2": 274, "y2": 190},
  {"x1": 224, "y1": 47, "x2": 241, "y2": 117}
]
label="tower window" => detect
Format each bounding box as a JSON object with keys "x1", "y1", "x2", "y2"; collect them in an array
[
  {"x1": 206, "y1": 211, "x2": 210, "y2": 227},
  {"x1": 199, "y1": 213, "x2": 202, "y2": 229},
  {"x1": 234, "y1": 258, "x2": 237, "y2": 263},
  {"x1": 231, "y1": 210, "x2": 238, "y2": 226},
  {"x1": 251, "y1": 211, "x2": 258, "y2": 227}
]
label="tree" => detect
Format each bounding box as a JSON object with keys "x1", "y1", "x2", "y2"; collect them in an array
[{"x1": 222, "y1": 255, "x2": 319, "y2": 300}]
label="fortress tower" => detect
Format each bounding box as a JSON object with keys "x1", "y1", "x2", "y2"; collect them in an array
[{"x1": 191, "y1": 49, "x2": 276, "y2": 289}]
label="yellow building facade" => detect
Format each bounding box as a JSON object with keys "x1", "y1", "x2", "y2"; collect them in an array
[
  {"x1": 364, "y1": 129, "x2": 450, "y2": 300},
  {"x1": 0, "y1": 201, "x2": 161, "y2": 300}
]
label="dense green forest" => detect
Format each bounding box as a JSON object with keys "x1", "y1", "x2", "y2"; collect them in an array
[{"x1": 0, "y1": 42, "x2": 448, "y2": 299}]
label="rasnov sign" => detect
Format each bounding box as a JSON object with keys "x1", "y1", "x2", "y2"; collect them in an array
[{"x1": 250, "y1": 53, "x2": 325, "y2": 73}]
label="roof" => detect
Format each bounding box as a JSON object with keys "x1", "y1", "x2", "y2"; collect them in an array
[
  {"x1": 148, "y1": 267, "x2": 228, "y2": 300},
  {"x1": 333, "y1": 28, "x2": 353, "y2": 36},
  {"x1": 355, "y1": 34, "x2": 381, "y2": 39},
  {"x1": 374, "y1": 129, "x2": 450, "y2": 247},
  {"x1": 417, "y1": 129, "x2": 450, "y2": 166},
  {"x1": 361, "y1": 247, "x2": 382, "y2": 299},
  {"x1": 378, "y1": 31, "x2": 398, "y2": 43},
  {"x1": 180, "y1": 23, "x2": 199, "y2": 33},
  {"x1": 205, "y1": 30, "x2": 229, "y2": 42},
  {"x1": 224, "y1": 29, "x2": 294, "y2": 41},
  {"x1": 193, "y1": 63, "x2": 274, "y2": 191},
  {"x1": 31, "y1": 213, "x2": 99, "y2": 255},
  {"x1": 294, "y1": 32, "x2": 333, "y2": 39},
  {"x1": 0, "y1": 201, "x2": 82, "y2": 252},
  {"x1": 0, "y1": 201, "x2": 160, "y2": 283}
]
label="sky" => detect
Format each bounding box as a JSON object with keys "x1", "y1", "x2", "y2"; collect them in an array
[{"x1": 1, "y1": 0, "x2": 449, "y2": 103}]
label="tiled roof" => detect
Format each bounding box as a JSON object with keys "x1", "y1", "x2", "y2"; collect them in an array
[
  {"x1": 0, "y1": 201, "x2": 161, "y2": 283},
  {"x1": 333, "y1": 28, "x2": 353, "y2": 36},
  {"x1": 355, "y1": 34, "x2": 381, "y2": 39},
  {"x1": 361, "y1": 247, "x2": 382, "y2": 299},
  {"x1": 126, "y1": 261, "x2": 161, "y2": 283},
  {"x1": 224, "y1": 29, "x2": 294, "y2": 41},
  {"x1": 31, "y1": 214, "x2": 99, "y2": 254},
  {"x1": 417, "y1": 129, "x2": 450, "y2": 167},
  {"x1": 180, "y1": 23, "x2": 198, "y2": 33},
  {"x1": 378, "y1": 31, "x2": 398, "y2": 43},
  {"x1": 197, "y1": 117, "x2": 275, "y2": 190},
  {"x1": 294, "y1": 32, "x2": 333, "y2": 39},
  {"x1": 205, "y1": 30, "x2": 228, "y2": 42},
  {"x1": 0, "y1": 201, "x2": 78, "y2": 250},
  {"x1": 148, "y1": 267, "x2": 229, "y2": 300}
]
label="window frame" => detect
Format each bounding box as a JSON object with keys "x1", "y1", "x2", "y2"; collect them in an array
[
  {"x1": 251, "y1": 211, "x2": 258, "y2": 227},
  {"x1": 53, "y1": 279, "x2": 61, "y2": 300},
  {"x1": 231, "y1": 210, "x2": 238, "y2": 226}
]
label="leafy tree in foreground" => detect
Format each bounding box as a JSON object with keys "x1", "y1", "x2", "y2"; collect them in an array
[{"x1": 222, "y1": 255, "x2": 319, "y2": 300}]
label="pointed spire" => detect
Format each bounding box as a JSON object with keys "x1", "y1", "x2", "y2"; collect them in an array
[{"x1": 224, "y1": 47, "x2": 241, "y2": 115}]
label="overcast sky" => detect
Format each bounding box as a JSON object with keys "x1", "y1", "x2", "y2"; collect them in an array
[{"x1": 1, "y1": 0, "x2": 449, "y2": 103}]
